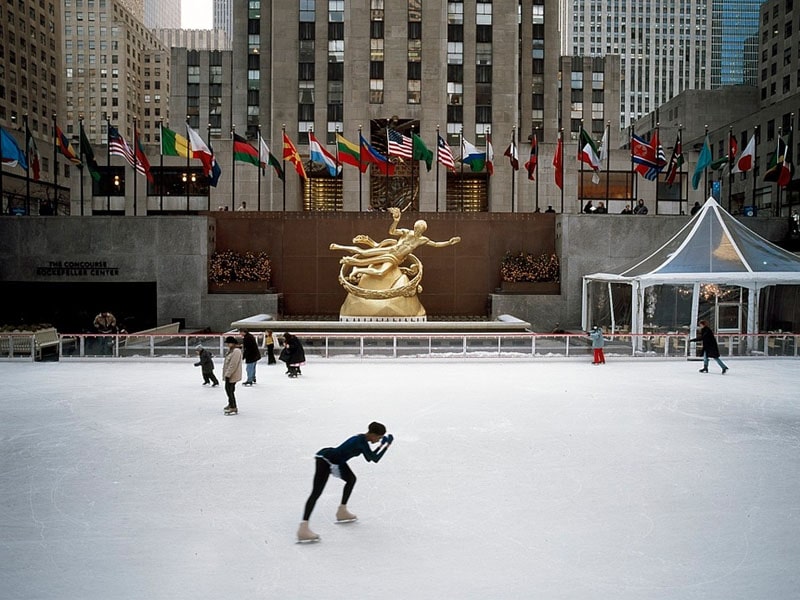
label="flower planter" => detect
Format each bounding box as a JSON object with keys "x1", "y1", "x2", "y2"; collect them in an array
[
  {"x1": 208, "y1": 281, "x2": 272, "y2": 294},
  {"x1": 499, "y1": 281, "x2": 560, "y2": 295}
]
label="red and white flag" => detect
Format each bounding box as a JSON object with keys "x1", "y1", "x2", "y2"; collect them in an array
[{"x1": 732, "y1": 135, "x2": 755, "y2": 174}]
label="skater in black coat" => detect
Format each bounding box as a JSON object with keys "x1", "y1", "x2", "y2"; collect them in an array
[
  {"x1": 240, "y1": 329, "x2": 261, "y2": 386},
  {"x1": 689, "y1": 320, "x2": 729, "y2": 374},
  {"x1": 279, "y1": 332, "x2": 306, "y2": 378}
]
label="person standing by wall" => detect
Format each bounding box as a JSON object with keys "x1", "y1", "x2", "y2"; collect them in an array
[
  {"x1": 240, "y1": 329, "x2": 261, "y2": 386},
  {"x1": 690, "y1": 320, "x2": 729, "y2": 374},
  {"x1": 263, "y1": 329, "x2": 277, "y2": 365},
  {"x1": 222, "y1": 336, "x2": 243, "y2": 414},
  {"x1": 633, "y1": 199, "x2": 649, "y2": 214},
  {"x1": 194, "y1": 344, "x2": 219, "y2": 386}
]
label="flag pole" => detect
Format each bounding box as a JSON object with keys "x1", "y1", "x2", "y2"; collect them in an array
[
  {"x1": 78, "y1": 116, "x2": 85, "y2": 216},
  {"x1": 510, "y1": 126, "x2": 516, "y2": 213},
  {"x1": 752, "y1": 125, "x2": 758, "y2": 208},
  {"x1": 133, "y1": 118, "x2": 138, "y2": 216},
  {"x1": 654, "y1": 121, "x2": 660, "y2": 215},
  {"x1": 459, "y1": 127, "x2": 464, "y2": 211},
  {"x1": 231, "y1": 123, "x2": 236, "y2": 211},
  {"x1": 358, "y1": 124, "x2": 363, "y2": 211},
  {"x1": 24, "y1": 114, "x2": 31, "y2": 215},
  {"x1": 257, "y1": 125, "x2": 262, "y2": 212},
  {"x1": 533, "y1": 124, "x2": 539, "y2": 212},
  {"x1": 281, "y1": 124, "x2": 286, "y2": 211},
  {"x1": 106, "y1": 117, "x2": 111, "y2": 212},
  {"x1": 53, "y1": 113, "x2": 59, "y2": 214},
  {"x1": 677, "y1": 125, "x2": 684, "y2": 213},
  {"x1": 410, "y1": 124, "x2": 415, "y2": 210},
  {"x1": 703, "y1": 124, "x2": 709, "y2": 198},
  {"x1": 384, "y1": 120, "x2": 390, "y2": 208},
  {"x1": 435, "y1": 124, "x2": 440, "y2": 213},
  {"x1": 334, "y1": 126, "x2": 340, "y2": 210},
  {"x1": 579, "y1": 121, "x2": 585, "y2": 209},
  {"x1": 559, "y1": 128, "x2": 564, "y2": 213},
  {"x1": 604, "y1": 121, "x2": 611, "y2": 207},
  {"x1": 629, "y1": 125, "x2": 636, "y2": 209},
  {"x1": 159, "y1": 119, "x2": 164, "y2": 212},
  {"x1": 207, "y1": 122, "x2": 213, "y2": 212},
  {"x1": 185, "y1": 116, "x2": 190, "y2": 212}
]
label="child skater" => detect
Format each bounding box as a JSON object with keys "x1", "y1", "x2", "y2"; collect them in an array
[
  {"x1": 588, "y1": 326, "x2": 606, "y2": 364},
  {"x1": 298, "y1": 422, "x2": 394, "y2": 542},
  {"x1": 193, "y1": 344, "x2": 219, "y2": 386}
]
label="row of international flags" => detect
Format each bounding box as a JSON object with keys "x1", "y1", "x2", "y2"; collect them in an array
[{"x1": 2, "y1": 119, "x2": 793, "y2": 193}]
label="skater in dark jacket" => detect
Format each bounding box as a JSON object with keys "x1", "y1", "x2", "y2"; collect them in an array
[
  {"x1": 689, "y1": 320, "x2": 729, "y2": 374},
  {"x1": 240, "y1": 329, "x2": 261, "y2": 386},
  {"x1": 279, "y1": 332, "x2": 306, "y2": 378},
  {"x1": 194, "y1": 344, "x2": 219, "y2": 386},
  {"x1": 298, "y1": 422, "x2": 394, "y2": 542}
]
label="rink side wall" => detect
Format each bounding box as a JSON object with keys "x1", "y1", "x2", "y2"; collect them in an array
[{"x1": 0, "y1": 214, "x2": 792, "y2": 332}]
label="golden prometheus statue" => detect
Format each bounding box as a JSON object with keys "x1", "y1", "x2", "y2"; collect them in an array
[{"x1": 329, "y1": 207, "x2": 461, "y2": 319}]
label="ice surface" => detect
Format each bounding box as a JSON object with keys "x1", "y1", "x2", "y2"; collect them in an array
[{"x1": 1, "y1": 358, "x2": 799, "y2": 599}]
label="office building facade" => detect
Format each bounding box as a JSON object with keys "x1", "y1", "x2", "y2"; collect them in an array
[
  {"x1": 0, "y1": 0, "x2": 65, "y2": 214},
  {"x1": 226, "y1": 0, "x2": 620, "y2": 214}
]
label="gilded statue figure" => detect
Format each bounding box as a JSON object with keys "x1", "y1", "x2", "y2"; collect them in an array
[{"x1": 330, "y1": 207, "x2": 461, "y2": 318}]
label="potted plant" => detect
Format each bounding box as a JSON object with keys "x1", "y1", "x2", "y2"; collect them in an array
[
  {"x1": 208, "y1": 250, "x2": 273, "y2": 293},
  {"x1": 499, "y1": 251, "x2": 560, "y2": 294}
]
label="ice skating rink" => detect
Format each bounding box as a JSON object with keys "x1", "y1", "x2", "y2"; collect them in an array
[{"x1": 2, "y1": 358, "x2": 799, "y2": 600}]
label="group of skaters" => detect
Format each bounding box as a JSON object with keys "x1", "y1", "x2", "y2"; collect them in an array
[
  {"x1": 587, "y1": 319, "x2": 729, "y2": 374},
  {"x1": 193, "y1": 329, "x2": 307, "y2": 416},
  {"x1": 194, "y1": 329, "x2": 393, "y2": 544}
]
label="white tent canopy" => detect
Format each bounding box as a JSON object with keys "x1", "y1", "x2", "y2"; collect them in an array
[{"x1": 582, "y1": 197, "x2": 800, "y2": 339}]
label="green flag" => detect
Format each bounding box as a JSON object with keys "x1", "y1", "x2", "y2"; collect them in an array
[
  {"x1": 691, "y1": 135, "x2": 712, "y2": 190},
  {"x1": 709, "y1": 155, "x2": 729, "y2": 171},
  {"x1": 161, "y1": 125, "x2": 190, "y2": 157},
  {"x1": 80, "y1": 126, "x2": 101, "y2": 182},
  {"x1": 412, "y1": 133, "x2": 433, "y2": 171}
]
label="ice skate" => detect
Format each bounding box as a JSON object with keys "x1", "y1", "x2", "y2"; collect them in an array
[
  {"x1": 297, "y1": 521, "x2": 320, "y2": 543},
  {"x1": 722, "y1": 367, "x2": 728, "y2": 374},
  {"x1": 699, "y1": 368, "x2": 708, "y2": 373},
  {"x1": 335, "y1": 504, "x2": 357, "y2": 523},
  {"x1": 224, "y1": 406, "x2": 238, "y2": 415}
]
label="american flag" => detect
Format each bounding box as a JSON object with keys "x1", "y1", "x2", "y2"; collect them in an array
[
  {"x1": 387, "y1": 129, "x2": 413, "y2": 159},
  {"x1": 108, "y1": 126, "x2": 149, "y2": 179},
  {"x1": 437, "y1": 133, "x2": 456, "y2": 171}
]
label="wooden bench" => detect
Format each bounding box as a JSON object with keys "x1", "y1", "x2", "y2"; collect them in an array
[{"x1": 0, "y1": 328, "x2": 66, "y2": 360}]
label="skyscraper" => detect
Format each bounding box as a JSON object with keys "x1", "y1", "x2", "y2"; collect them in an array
[
  {"x1": 711, "y1": 0, "x2": 765, "y2": 87},
  {"x1": 564, "y1": 0, "x2": 711, "y2": 128},
  {"x1": 213, "y1": 0, "x2": 233, "y2": 42},
  {"x1": 144, "y1": 0, "x2": 181, "y2": 30}
]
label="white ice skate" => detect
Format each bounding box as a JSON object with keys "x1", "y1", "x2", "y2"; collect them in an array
[
  {"x1": 335, "y1": 504, "x2": 357, "y2": 523},
  {"x1": 297, "y1": 520, "x2": 320, "y2": 543}
]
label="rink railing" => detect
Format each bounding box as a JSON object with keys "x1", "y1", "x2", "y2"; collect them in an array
[{"x1": 2, "y1": 331, "x2": 798, "y2": 361}]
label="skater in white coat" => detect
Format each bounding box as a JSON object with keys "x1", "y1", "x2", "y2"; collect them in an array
[
  {"x1": 298, "y1": 422, "x2": 393, "y2": 542},
  {"x1": 222, "y1": 336, "x2": 243, "y2": 415}
]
